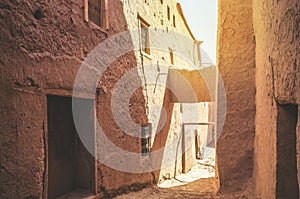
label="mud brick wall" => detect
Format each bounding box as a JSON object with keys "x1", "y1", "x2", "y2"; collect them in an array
[{"x1": 216, "y1": 0, "x2": 256, "y2": 192}]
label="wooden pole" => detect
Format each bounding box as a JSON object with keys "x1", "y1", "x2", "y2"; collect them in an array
[
  {"x1": 84, "y1": 0, "x2": 89, "y2": 22},
  {"x1": 104, "y1": 0, "x2": 109, "y2": 29}
]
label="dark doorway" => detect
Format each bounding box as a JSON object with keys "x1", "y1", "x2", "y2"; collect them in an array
[
  {"x1": 276, "y1": 104, "x2": 299, "y2": 199},
  {"x1": 47, "y1": 95, "x2": 95, "y2": 199}
]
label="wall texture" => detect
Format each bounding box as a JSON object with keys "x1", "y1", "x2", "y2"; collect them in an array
[
  {"x1": 217, "y1": 0, "x2": 256, "y2": 192},
  {"x1": 0, "y1": 0, "x2": 153, "y2": 198},
  {"x1": 8, "y1": 0, "x2": 300, "y2": 198},
  {"x1": 252, "y1": 0, "x2": 300, "y2": 198},
  {"x1": 298, "y1": 109, "x2": 300, "y2": 195},
  {"x1": 122, "y1": 0, "x2": 207, "y2": 182},
  {"x1": 0, "y1": 0, "x2": 97, "y2": 197},
  {"x1": 0, "y1": 0, "x2": 209, "y2": 198}
]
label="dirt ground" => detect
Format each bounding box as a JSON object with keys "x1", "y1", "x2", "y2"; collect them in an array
[
  {"x1": 114, "y1": 178, "x2": 218, "y2": 199},
  {"x1": 114, "y1": 153, "x2": 253, "y2": 199},
  {"x1": 114, "y1": 178, "x2": 252, "y2": 199}
]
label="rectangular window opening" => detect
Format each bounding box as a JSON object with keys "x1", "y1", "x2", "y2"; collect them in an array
[
  {"x1": 169, "y1": 48, "x2": 174, "y2": 65},
  {"x1": 139, "y1": 16, "x2": 151, "y2": 55},
  {"x1": 173, "y1": 15, "x2": 176, "y2": 27},
  {"x1": 141, "y1": 123, "x2": 152, "y2": 156},
  {"x1": 167, "y1": 6, "x2": 170, "y2": 21},
  {"x1": 85, "y1": 0, "x2": 108, "y2": 28}
]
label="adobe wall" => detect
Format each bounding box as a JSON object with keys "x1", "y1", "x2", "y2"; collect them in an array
[
  {"x1": 252, "y1": 0, "x2": 300, "y2": 198},
  {"x1": 96, "y1": 51, "x2": 153, "y2": 195},
  {"x1": 0, "y1": 1, "x2": 94, "y2": 197},
  {"x1": 253, "y1": 1, "x2": 300, "y2": 105},
  {"x1": 217, "y1": 0, "x2": 256, "y2": 192},
  {"x1": 298, "y1": 110, "x2": 300, "y2": 195},
  {"x1": 122, "y1": 0, "x2": 206, "y2": 182},
  {"x1": 0, "y1": 0, "x2": 152, "y2": 198}
]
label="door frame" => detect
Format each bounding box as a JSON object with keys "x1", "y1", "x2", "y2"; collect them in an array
[{"x1": 43, "y1": 89, "x2": 98, "y2": 199}]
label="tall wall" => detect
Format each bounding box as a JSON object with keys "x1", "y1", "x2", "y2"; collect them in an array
[
  {"x1": 122, "y1": 0, "x2": 205, "y2": 182},
  {"x1": 252, "y1": 0, "x2": 300, "y2": 198},
  {"x1": 0, "y1": 0, "x2": 211, "y2": 198},
  {"x1": 0, "y1": 1, "x2": 99, "y2": 197},
  {"x1": 122, "y1": 0, "x2": 201, "y2": 134},
  {"x1": 0, "y1": 0, "x2": 152, "y2": 198},
  {"x1": 217, "y1": 0, "x2": 256, "y2": 192},
  {"x1": 96, "y1": 50, "x2": 153, "y2": 196},
  {"x1": 298, "y1": 110, "x2": 300, "y2": 195}
]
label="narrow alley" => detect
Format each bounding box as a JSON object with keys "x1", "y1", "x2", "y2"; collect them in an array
[{"x1": 1, "y1": 0, "x2": 300, "y2": 198}]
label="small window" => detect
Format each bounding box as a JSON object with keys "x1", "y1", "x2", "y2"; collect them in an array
[
  {"x1": 196, "y1": 42, "x2": 202, "y2": 66},
  {"x1": 139, "y1": 16, "x2": 151, "y2": 54},
  {"x1": 170, "y1": 48, "x2": 174, "y2": 65},
  {"x1": 85, "y1": 0, "x2": 108, "y2": 28},
  {"x1": 160, "y1": 0, "x2": 163, "y2": 4},
  {"x1": 167, "y1": 6, "x2": 170, "y2": 21},
  {"x1": 173, "y1": 15, "x2": 176, "y2": 27},
  {"x1": 195, "y1": 130, "x2": 202, "y2": 159},
  {"x1": 141, "y1": 124, "x2": 152, "y2": 156}
]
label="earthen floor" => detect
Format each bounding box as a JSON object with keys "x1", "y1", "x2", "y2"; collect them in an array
[{"x1": 114, "y1": 157, "x2": 252, "y2": 199}]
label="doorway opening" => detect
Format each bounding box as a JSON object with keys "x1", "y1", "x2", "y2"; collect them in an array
[
  {"x1": 47, "y1": 95, "x2": 96, "y2": 199},
  {"x1": 181, "y1": 102, "x2": 215, "y2": 176},
  {"x1": 276, "y1": 104, "x2": 299, "y2": 198},
  {"x1": 158, "y1": 102, "x2": 216, "y2": 189}
]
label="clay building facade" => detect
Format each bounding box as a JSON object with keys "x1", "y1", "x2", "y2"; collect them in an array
[
  {"x1": 0, "y1": 0, "x2": 211, "y2": 198},
  {"x1": 121, "y1": 0, "x2": 214, "y2": 182},
  {"x1": 217, "y1": 0, "x2": 300, "y2": 198}
]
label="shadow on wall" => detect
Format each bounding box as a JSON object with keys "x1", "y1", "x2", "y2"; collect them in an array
[{"x1": 151, "y1": 84, "x2": 175, "y2": 182}]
